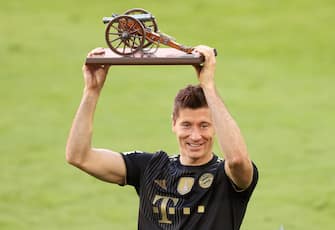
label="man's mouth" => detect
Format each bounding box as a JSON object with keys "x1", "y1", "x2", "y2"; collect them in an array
[{"x1": 187, "y1": 143, "x2": 204, "y2": 148}]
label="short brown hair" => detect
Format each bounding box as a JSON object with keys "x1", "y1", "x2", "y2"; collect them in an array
[{"x1": 172, "y1": 85, "x2": 208, "y2": 121}]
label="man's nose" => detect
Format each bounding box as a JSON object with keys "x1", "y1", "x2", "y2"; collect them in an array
[{"x1": 190, "y1": 128, "x2": 201, "y2": 140}]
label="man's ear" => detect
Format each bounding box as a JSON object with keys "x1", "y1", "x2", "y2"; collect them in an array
[{"x1": 171, "y1": 116, "x2": 176, "y2": 133}]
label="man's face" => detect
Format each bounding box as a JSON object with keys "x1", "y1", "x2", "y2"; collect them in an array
[{"x1": 172, "y1": 107, "x2": 215, "y2": 165}]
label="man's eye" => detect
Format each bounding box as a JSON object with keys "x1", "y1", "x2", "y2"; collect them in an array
[{"x1": 201, "y1": 124, "x2": 209, "y2": 128}]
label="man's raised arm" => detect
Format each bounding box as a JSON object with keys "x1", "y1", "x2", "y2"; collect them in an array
[
  {"x1": 66, "y1": 48, "x2": 126, "y2": 185},
  {"x1": 193, "y1": 45, "x2": 253, "y2": 189}
]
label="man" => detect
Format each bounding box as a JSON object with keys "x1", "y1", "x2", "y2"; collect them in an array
[{"x1": 66, "y1": 45, "x2": 258, "y2": 230}]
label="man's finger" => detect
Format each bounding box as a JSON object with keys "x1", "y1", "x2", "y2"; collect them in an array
[{"x1": 88, "y1": 47, "x2": 106, "y2": 57}]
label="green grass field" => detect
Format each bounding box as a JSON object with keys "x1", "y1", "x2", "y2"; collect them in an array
[{"x1": 1, "y1": 0, "x2": 334, "y2": 229}]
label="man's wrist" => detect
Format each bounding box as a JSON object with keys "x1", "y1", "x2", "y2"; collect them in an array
[
  {"x1": 83, "y1": 87, "x2": 101, "y2": 98},
  {"x1": 200, "y1": 82, "x2": 216, "y2": 91}
]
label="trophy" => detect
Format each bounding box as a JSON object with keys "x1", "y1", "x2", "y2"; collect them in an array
[{"x1": 85, "y1": 8, "x2": 217, "y2": 65}]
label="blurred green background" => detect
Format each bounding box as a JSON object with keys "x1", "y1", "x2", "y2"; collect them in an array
[{"x1": 1, "y1": 0, "x2": 334, "y2": 229}]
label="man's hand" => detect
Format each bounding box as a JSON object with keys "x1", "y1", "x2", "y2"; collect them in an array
[
  {"x1": 82, "y1": 47, "x2": 110, "y2": 94},
  {"x1": 192, "y1": 45, "x2": 216, "y2": 89}
]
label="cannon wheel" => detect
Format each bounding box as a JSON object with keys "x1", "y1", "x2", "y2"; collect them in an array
[
  {"x1": 105, "y1": 15, "x2": 145, "y2": 56},
  {"x1": 124, "y1": 8, "x2": 158, "y2": 48}
]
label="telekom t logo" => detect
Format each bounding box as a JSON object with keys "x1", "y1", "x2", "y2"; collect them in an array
[{"x1": 152, "y1": 195, "x2": 179, "y2": 224}]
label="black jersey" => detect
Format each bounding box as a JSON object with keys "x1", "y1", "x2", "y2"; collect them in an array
[{"x1": 122, "y1": 150, "x2": 258, "y2": 230}]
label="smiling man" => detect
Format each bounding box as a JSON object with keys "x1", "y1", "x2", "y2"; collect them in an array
[
  {"x1": 66, "y1": 45, "x2": 258, "y2": 230},
  {"x1": 172, "y1": 92, "x2": 215, "y2": 166}
]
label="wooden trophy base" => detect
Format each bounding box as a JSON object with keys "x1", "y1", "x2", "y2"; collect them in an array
[{"x1": 85, "y1": 48, "x2": 204, "y2": 65}]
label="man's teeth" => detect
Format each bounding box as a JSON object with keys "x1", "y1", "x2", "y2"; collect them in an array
[{"x1": 189, "y1": 143, "x2": 201, "y2": 147}]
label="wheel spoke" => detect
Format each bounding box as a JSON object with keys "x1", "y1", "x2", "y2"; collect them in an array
[
  {"x1": 115, "y1": 40, "x2": 123, "y2": 49},
  {"x1": 110, "y1": 36, "x2": 122, "y2": 43},
  {"x1": 111, "y1": 24, "x2": 122, "y2": 33},
  {"x1": 133, "y1": 37, "x2": 140, "y2": 47},
  {"x1": 109, "y1": 32, "x2": 122, "y2": 35},
  {"x1": 131, "y1": 37, "x2": 138, "y2": 47},
  {"x1": 130, "y1": 28, "x2": 141, "y2": 34},
  {"x1": 122, "y1": 43, "x2": 126, "y2": 53},
  {"x1": 124, "y1": 18, "x2": 131, "y2": 30},
  {"x1": 129, "y1": 21, "x2": 136, "y2": 31},
  {"x1": 130, "y1": 34, "x2": 143, "y2": 40},
  {"x1": 131, "y1": 39, "x2": 136, "y2": 49}
]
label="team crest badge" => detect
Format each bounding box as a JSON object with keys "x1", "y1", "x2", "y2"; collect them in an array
[
  {"x1": 199, "y1": 173, "x2": 214, "y2": 189},
  {"x1": 177, "y1": 177, "x2": 195, "y2": 195}
]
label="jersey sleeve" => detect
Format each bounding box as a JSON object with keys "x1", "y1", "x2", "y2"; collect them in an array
[
  {"x1": 231, "y1": 162, "x2": 258, "y2": 200},
  {"x1": 223, "y1": 160, "x2": 259, "y2": 198},
  {"x1": 121, "y1": 151, "x2": 154, "y2": 188},
  {"x1": 239, "y1": 162, "x2": 258, "y2": 198}
]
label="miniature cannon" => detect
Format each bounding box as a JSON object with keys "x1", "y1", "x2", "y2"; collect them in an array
[{"x1": 103, "y1": 8, "x2": 194, "y2": 56}]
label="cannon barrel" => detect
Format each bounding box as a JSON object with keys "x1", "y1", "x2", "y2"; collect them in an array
[{"x1": 102, "y1": 13, "x2": 155, "y2": 24}]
